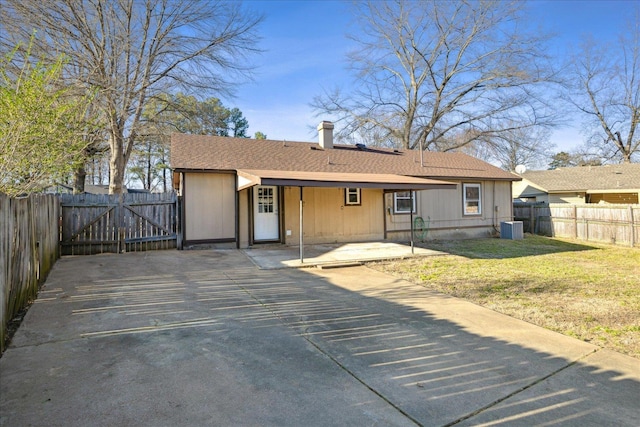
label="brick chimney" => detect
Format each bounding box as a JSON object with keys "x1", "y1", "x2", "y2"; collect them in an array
[{"x1": 318, "y1": 121, "x2": 334, "y2": 149}]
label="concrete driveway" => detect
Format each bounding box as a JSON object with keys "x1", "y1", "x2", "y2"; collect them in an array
[{"x1": 1, "y1": 250, "x2": 638, "y2": 426}]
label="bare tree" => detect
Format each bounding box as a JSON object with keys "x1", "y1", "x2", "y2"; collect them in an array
[
  {"x1": 71, "y1": 100, "x2": 109, "y2": 194},
  {"x1": 482, "y1": 126, "x2": 555, "y2": 171},
  {"x1": 312, "y1": 0, "x2": 559, "y2": 151},
  {"x1": 1, "y1": 0, "x2": 262, "y2": 193},
  {"x1": 567, "y1": 19, "x2": 640, "y2": 163}
]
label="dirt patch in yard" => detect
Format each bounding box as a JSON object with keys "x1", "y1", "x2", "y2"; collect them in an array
[{"x1": 369, "y1": 235, "x2": 640, "y2": 359}]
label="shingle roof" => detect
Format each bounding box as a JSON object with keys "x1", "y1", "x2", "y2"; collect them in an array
[
  {"x1": 518, "y1": 163, "x2": 640, "y2": 192},
  {"x1": 170, "y1": 134, "x2": 518, "y2": 181}
]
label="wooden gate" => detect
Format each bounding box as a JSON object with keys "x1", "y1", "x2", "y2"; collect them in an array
[{"x1": 60, "y1": 192, "x2": 179, "y2": 255}]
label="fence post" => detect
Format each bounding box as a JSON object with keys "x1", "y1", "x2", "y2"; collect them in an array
[
  {"x1": 573, "y1": 205, "x2": 578, "y2": 239},
  {"x1": 118, "y1": 193, "x2": 125, "y2": 253},
  {"x1": 584, "y1": 216, "x2": 589, "y2": 241},
  {"x1": 529, "y1": 205, "x2": 535, "y2": 234},
  {"x1": 0, "y1": 194, "x2": 10, "y2": 353}
]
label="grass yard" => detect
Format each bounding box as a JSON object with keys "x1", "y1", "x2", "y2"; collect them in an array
[{"x1": 370, "y1": 235, "x2": 640, "y2": 359}]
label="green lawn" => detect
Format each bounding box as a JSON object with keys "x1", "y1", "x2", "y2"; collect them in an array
[{"x1": 371, "y1": 235, "x2": 640, "y2": 359}]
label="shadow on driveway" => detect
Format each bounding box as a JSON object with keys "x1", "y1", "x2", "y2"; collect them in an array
[{"x1": 1, "y1": 249, "x2": 638, "y2": 426}]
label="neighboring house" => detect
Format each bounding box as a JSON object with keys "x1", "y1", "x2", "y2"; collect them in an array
[
  {"x1": 84, "y1": 184, "x2": 110, "y2": 194},
  {"x1": 44, "y1": 183, "x2": 74, "y2": 194},
  {"x1": 170, "y1": 122, "x2": 520, "y2": 248},
  {"x1": 513, "y1": 164, "x2": 640, "y2": 204}
]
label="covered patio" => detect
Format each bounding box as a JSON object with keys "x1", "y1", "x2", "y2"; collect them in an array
[
  {"x1": 241, "y1": 241, "x2": 445, "y2": 269},
  {"x1": 237, "y1": 169, "x2": 456, "y2": 260}
]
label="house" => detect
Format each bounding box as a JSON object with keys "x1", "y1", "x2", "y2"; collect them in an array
[
  {"x1": 513, "y1": 164, "x2": 640, "y2": 204},
  {"x1": 170, "y1": 122, "x2": 520, "y2": 248},
  {"x1": 44, "y1": 183, "x2": 74, "y2": 194}
]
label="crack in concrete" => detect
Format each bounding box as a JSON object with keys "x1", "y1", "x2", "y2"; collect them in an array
[
  {"x1": 443, "y1": 348, "x2": 601, "y2": 426},
  {"x1": 227, "y1": 272, "x2": 423, "y2": 427}
]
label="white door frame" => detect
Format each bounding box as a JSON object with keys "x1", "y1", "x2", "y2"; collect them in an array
[{"x1": 253, "y1": 185, "x2": 280, "y2": 241}]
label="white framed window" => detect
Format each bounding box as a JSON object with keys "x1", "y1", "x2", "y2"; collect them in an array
[
  {"x1": 345, "y1": 188, "x2": 361, "y2": 206},
  {"x1": 393, "y1": 191, "x2": 416, "y2": 213},
  {"x1": 463, "y1": 183, "x2": 481, "y2": 215}
]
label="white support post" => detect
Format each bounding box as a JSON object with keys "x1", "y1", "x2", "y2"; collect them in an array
[
  {"x1": 410, "y1": 190, "x2": 414, "y2": 254},
  {"x1": 299, "y1": 187, "x2": 304, "y2": 263}
]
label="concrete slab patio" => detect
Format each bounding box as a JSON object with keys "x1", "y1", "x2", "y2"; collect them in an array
[
  {"x1": 1, "y1": 249, "x2": 639, "y2": 426},
  {"x1": 242, "y1": 241, "x2": 444, "y2": 269}
]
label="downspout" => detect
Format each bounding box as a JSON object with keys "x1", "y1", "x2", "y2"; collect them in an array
[
  {"x1": 493, "y1": 181, "x2": 497, "y2": 232},
  {"x1": 510, "y1": 182, "x2": 514, "y2": 220}
]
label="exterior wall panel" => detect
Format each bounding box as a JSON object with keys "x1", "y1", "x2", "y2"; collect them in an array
[
  {"x1": 385, "y1": 180, "x2": 514, "y2": 240},
  {"x1": 184, "y1": 172, "x2": 235, "y2": 242},
  {"x1": 238, "y1": 188, "x2": 249, "y2": 247},
  {"x1": 283, "y1": 187, "x2": 384, "y2": 245},
  {"x1": 549, "y1": 193, "x2": 586, "y2": 204}
]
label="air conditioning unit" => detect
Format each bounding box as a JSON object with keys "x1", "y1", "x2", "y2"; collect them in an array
[{"x1": 500, "y1": 221, "x2": 524, "y2": 240}]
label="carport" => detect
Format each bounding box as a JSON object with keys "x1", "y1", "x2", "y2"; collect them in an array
[{"x1": 237, "y1": 169, "x2": 456, "y2": 263}]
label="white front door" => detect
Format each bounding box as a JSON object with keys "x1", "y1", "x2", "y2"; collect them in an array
[{"x1": 253, "y1": 186, "x2": 279, "y2": 241}]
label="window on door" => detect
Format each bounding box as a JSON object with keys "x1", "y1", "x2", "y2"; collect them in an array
[{"x1": 257, "y1": 187, "x2": 274, "y2": 213}]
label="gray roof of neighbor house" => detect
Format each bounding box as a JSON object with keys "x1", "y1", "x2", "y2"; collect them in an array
[
  {"x1": 517, "y1": 163, "x2": 640, "y2": 192},
  {"x1": 170, "y1": 134, "x2": 519, "y2": 181}
]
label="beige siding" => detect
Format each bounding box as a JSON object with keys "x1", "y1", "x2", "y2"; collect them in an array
[
  {"x1": 283, "y1": 187, "x2": 384, "y2": 244},
  {"x1": 386, "y1": 181, "x2": 513, "y2": 240},
  {"x1": 238, "y1": 188, "x2": 250, "y2": 247},
  {"x1": 184, "y1": 172, "x2": 235, "y2": 242},
  {"x1": 512, "y1": 178, "x2": 547, "y2": 201},
  {"x1": 549, "y1": 193, "x2": 586, "y2": 204},
  {"x1": 493, "y1": 181, "x2": 515, "y2": 222}
]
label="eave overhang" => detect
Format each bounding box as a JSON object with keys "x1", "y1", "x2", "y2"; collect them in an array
[{"x1": 236, "y1": 169, "x2": 456, "y2": 191}]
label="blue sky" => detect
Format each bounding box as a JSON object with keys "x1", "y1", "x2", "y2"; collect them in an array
[{"x1": 232, "y1": 0, "x2": 636, "y2": 152}]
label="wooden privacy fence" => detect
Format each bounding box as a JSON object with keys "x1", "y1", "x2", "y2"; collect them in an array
[
  {"x1": 514, "y1": 202, "x2": 639, "y2": 247},
  {"x1": 1, "y1": 193, "x2": 60, "y2": 353},
  {"x1": 513, "y1": 202, "x2": 552, "y2": 235},
  {"x1": 60, "y1": 192, "x2": 179, "y2": 255}
]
